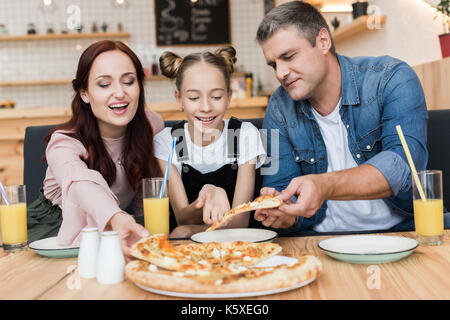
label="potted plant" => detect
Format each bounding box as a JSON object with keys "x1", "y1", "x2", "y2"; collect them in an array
[
  {"x1": 351, "y1": 1, "x2": 369, "y2": 20},
  {"x1": 437, "y1": 0, "x2": 450, "y2": 57}
]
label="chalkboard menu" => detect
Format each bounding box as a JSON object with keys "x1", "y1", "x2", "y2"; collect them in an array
[{"x1": 155, "y1": 0, "x2": 231, "y2": 46}]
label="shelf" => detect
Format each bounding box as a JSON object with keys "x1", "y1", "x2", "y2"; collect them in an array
[
  {"x1": 0, "y1": 79, "x2": 72, "y2": 87},
  {"x1": 0, "y1": 75, "x2": 169, "y2": 87},
  {"x1": 0, "y1": 72, "x2": 250, "y2": 87},
  {"x1": 149, "y1": 96, "x2": 269, "y2": 113},
  {"x1": 0, "y1": 97, "x2": 269, "y2": 119},
  {"x1": 332, "y1": 15, "x2": 387, "y2": 43},
  {"x1": 0, "y1": 32, "x2": 131, "y2": 42}
]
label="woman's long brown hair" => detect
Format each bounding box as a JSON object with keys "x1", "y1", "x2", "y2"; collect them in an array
[{"x1": 44, "y1": 40, "x2": 160, "y2": 190}]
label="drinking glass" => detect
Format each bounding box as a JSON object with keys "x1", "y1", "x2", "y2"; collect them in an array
[
  {"x1": 142, "y1": 178, "x2": 169, "y2": 235},
  {"x1": 0, "y1": 185, "x2": 28, "y2": 251},
  {"x1": 412, "y1": 170, "x2": 444, "y2": 245}
]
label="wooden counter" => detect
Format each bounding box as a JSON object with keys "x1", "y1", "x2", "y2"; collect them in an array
[
  {"x1": 412, "y1": 57, "x2": 450, "y2": 110},
  {"x1": 0, "y1": 97, "x2": 268, "y2": 185}
]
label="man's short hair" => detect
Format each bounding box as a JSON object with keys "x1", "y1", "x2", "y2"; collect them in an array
[{"x1": 256, "y1": 1, "x2": 336, "y2": 55}]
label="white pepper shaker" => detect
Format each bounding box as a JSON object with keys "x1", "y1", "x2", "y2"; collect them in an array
[
  {"x1": 96, "y1": 231, "x2": 125, "y2": 285},
  {"x1": 77, "y1": 227, "x2": 99, "y2": 279}
]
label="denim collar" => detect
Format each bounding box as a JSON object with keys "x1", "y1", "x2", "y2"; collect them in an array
[
  {"x1": 336, "y1": 53, "x2": 360, "y2": 106},
  {"x1": 298, "y1": 53, "x2": 360, "y2": 118}
]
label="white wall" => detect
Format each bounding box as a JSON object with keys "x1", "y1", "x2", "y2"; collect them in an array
[
  {"x1": 0, "y1": 0, "x2": 445, "y2": 107},
  {"x1": 329, "y1": 0, "x2": 445, "y2": 66},
  {"x1": 0, "y1": 0, "x2": 268, "y2": 108}
]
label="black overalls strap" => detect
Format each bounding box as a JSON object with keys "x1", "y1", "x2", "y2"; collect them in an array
[
  {"x1": 170, "y1": 120, "x2": 189, "y2": 162},
  {"x1": 170, "y1": 117, "x2": 243, "y2": 205}
]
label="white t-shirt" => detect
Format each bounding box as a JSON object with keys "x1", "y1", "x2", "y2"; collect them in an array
[
  {"x1": 154, "y1": 119, "x2": 267, "y2": 175},
  {"x1": 311, "y1": 99, "x2": 404, "y2": 232}
]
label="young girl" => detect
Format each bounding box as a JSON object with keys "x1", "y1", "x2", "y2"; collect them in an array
[
  {"x1": 156, "y1": 46, "x2": 266, "y2": 237},
  {"x1": 27, "y1": 40, "x2": 164, "y2": 257}
]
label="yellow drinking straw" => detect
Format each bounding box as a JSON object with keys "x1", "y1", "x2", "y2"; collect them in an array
[{"x1": 395, "y1": 125, "x2": 427, "y2": 202}]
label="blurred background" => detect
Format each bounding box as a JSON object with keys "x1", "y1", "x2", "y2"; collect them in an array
[{"x1": 0, "y1": 0, "x2": 449, "y2": 185}]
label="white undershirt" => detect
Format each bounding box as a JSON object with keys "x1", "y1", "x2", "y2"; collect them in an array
[
  {"x1": 311, "y1": 99, "x2": 404, "y2": 232},
  {"x1": 153, "y1": 119, "x2": 266, "y2": 175}
]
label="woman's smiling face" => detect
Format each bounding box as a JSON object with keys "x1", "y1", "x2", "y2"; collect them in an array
[{"x1": 81, "y1": 49, "x2": 140, "y2": 138}]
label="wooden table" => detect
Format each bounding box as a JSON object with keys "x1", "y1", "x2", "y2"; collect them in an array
[{"x1": 0, "y1": 231, "x2": 449, "y2": 300}]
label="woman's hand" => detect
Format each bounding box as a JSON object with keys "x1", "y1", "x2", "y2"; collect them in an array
[
  {"x1": 195, "y1": 185, "x2": 230, "y2": 225},
  {"x1": 107, "y1": 212, "x2": 149, "y2": 261}
]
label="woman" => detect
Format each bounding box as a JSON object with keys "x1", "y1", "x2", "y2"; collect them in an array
[
  {"x1": 156, "y1": 46, "x2": 266, "y2": 237},
  {"x1": 27, "y1": 40, "x2": 164, "y2": 257}
]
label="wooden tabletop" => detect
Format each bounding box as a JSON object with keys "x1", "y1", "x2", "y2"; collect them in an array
[{"x1": 0, "y1": 231, "x2": 449, "y2": 300}]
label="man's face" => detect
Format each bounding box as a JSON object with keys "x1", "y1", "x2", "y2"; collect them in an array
[{"x1": 261, "y1": 25, "x2": 328, "y2": 101}]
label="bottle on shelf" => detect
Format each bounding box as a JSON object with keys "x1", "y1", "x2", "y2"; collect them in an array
[
  {"x1": 0, "y1": 24, "x2": 8, "y2": 35},
  {"x1": 46, "y1": 23, "x2": 54, "y2": 34},
  {"x1": 256, "y1": 76, "x2": 263, "y2": 97},
  {"x1": 60, "y1": 22, "x2": 68, "y2": 34},
  {"x1": 27, "y1": 23, "x2": 37, "y2": 35},
  {"x1": 245, "y1": 73, "x2": 253, "y2": 97},
  {"x1": 76, "y1": 24, "x2": 83, "y2": 33},
  {"x1": 151, "y1": 54, "x2": 159, "y2": 76}
]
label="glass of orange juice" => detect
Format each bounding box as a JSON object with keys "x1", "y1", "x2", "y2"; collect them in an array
[
  {"x1": 142, "y1": 178, "x2": 169, "y2": 235},
  {"x1": 0, "y1": 185, "x2": 28, "y2": 252},
  {"x1": 412, "y1": 170, "x2": 444, "y2": 246}
]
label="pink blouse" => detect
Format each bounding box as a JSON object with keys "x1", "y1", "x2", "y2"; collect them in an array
[{"x1": 43, "y1": 110, "x2": 164, "y2": 246}]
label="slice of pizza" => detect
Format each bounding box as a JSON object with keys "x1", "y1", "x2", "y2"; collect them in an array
[
  {"x1": 174, "y1": 242, "x2": 223, "y2": 267},
  {"x1": 175, "y1": 241, "x2": 282, "y2": 268},
  {"x1": 129, "y1": 234, "x2": 209, "y2": 271},
  {"x1": 218, "y1": 241, "x2": 282, "y2": 267},
  {"x1": 205, "y1": 195, "x2": 283, "y2": 232}
]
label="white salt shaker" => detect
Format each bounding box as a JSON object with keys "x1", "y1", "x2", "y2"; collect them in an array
[
  {"x1": 77, "y1": 227, "x2": 99, "y2": 279},
  {"x1": 96, "y1": 231, "x2": 125, "y2": 285}
]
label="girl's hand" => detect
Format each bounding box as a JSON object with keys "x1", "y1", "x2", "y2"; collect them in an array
[
  {"x1": 195, "y1": 185, "x2": 230, "y2": 225},
  {"x1": 107, "y1": 212, "x2": 149, "y2": 261}
]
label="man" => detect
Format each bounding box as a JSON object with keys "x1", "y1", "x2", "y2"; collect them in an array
[{"x1": 254, "y1": 1, "x2": 430, "y2": 234}]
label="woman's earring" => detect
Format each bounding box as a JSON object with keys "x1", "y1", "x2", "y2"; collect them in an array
[{"x1": 83, "y1": 98, "x2": 89, "y2": 104}]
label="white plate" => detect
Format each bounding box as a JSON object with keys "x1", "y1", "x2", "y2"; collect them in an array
[
  {"x1": 134, "y1": 255, "x2": 316, "y2": 298},
  {"x1": 29, "y1": 236, "x2": 79, "y2": 258},
  {"x1": 318, "y1": 235, "x2": 419, "y2": 264},
  {"x1": 191, "y1": 228, "x2": 277, "y2": 243}
]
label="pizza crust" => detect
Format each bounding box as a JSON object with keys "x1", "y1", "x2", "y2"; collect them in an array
[{"x1": 206, "y1": 195, "x2": 283, "y2": 232}]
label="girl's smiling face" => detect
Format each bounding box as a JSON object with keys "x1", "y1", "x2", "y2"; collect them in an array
[{"x1": 175, "y1": 61, "x2": 231, "y2": 145}]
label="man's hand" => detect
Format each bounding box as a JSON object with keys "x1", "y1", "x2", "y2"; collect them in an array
[
  {"x1": 108, "y1": 212, "x2": 150, "y2": 261},
  {"x1": 277, "y1": 174, "x2": 329, "y2": 218},
  {"x1": 254, "y1": 187, "x2": 297, "y2": 229},
  {"x1": 195, "y1": 184, "x2": 231, "y2": 225}
]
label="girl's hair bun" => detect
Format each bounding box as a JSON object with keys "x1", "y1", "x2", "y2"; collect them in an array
[
  {"x1": 159, "y1": 51, "x2": 183, "y2": 79},
  {"x1": 214, "y1": 46, "x2": 237, "y2": 75}
]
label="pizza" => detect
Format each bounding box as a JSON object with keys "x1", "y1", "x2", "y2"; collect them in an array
[
  {"x1": 129, "y1": 234, "x2": 282, "y2": 270},
  {"x1": 175, "y1": 240, "x2": 283, "y2": 267},
  {"x1": 130, "y1": 233, "x2": 210, "y2": 271},
  {"x1": 205, "y1": 195, "x2": 283, "y2": 232},
  {"x1": 125, "y1": 255, "x2": 322, "y2": 294},
  {"x1": 126, "y1": 234, "x2": 322, "y2": 295}
]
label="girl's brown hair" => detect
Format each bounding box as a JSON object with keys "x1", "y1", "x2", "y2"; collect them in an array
[
  {"x1": 159, "y1": 46, "x2": 237, "y2": 91},
  {"x1": 45, "y1": 40, "x2": 160, "y2": 189}
]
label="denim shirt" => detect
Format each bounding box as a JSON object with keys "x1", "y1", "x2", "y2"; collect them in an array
[{"x1": 262, "y1": 54, "x2": 428, "y2": 235}]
